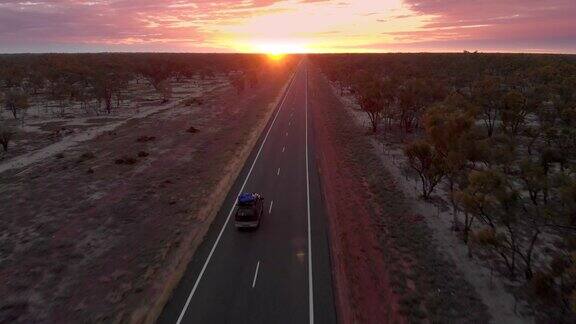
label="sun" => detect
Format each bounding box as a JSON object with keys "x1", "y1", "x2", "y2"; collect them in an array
[
  {"x1": 268, "y1": 53, "x2": 285, "y2": 61},
  {"x1": 257, "y1": 42, "x2": 308, "y2": 56}
]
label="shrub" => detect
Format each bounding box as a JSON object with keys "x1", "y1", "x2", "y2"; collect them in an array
[
  {"x1": 136, "y1": 136, "x2": 156, "y2": 143},
  {"x1": 115, "y1": 156, "x2": 137, "y2": 165},
  {"x1": 184, "y1": 97, "x2": 203, "y2": 106},
  {"x1": 0, "y1": 123, "x2": 15, "y2": 152},
  {"x1": 77, "y1": 151, "x2": 95, "y2": 163}
]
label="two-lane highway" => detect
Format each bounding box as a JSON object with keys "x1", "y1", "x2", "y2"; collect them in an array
[{"x1": 158, "y1": 60, "x2": 336, "y2": 324}]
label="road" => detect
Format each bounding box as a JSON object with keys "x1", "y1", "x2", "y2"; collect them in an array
[{"x1": 157, "y1": 59, "x2": 337, "y2": 324}]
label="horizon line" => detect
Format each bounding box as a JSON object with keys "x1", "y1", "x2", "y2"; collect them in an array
[{"x1": 1, "y1": 50, "x2": 575, "y2": 55}]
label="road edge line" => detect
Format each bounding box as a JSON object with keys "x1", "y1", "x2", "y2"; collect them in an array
[
  {"x1": 251, "y1": 261, "x2": 261, "y2": 288},
  {"x1": 174, "y1": 63, "x2": 300, "y2": 324},
  {"x1": 306, "y1": 60, "x2": 315, "y2": 324}
]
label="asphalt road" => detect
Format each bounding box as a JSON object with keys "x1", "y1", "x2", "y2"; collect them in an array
[{"x1": 157, "y1": 60, "x2": 337, "y2": 324}]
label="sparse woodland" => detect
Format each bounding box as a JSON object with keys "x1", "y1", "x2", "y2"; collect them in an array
[
  {"x1": 0, "y1": 53, "x2": 297, "y2": 322},
  {"x1": 313, "y1": 53, "x2": 576, "y2": 320},
  {"x1": 0, "y1": 53, "x2": 284, "y2": 155}
]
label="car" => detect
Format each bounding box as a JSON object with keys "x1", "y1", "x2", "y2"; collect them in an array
[{"x1": 234, "y1": 193, "x2": 264, "y2": 229}]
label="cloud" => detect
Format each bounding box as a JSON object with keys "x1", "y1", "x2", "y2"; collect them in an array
[
  {"x1": 0, "y1": 0, "x2": 574, "y2": 53},
  {"x1": 401, "y1": 0, "x2": 576, "y2": 43},
  {"x1": 0, "y1": 0, "x2": 288, "y2": 52}
]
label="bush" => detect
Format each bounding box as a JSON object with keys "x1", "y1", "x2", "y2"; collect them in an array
[
  {"x1": 0, "y1": 123, "x2": 15, "y2": 152},
  {"x1": 115, "y1": 156, "x2": 137, "y2": 165},
  {"x1": 77, "y1": 152, "x2": 95, "y2": 163},
  {"x1": 136, "y1": 136, "x2": 156, "y2": 143},
  {"x1": 184, "y1": 97, "x2": 203, "y2": 106}
]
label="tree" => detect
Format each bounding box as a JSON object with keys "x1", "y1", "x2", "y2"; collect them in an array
[
  {"x1": 230, "y1": 74, "x2": 245, "y2": 94},
  {"x1": 404, "y1": 140, "x2": 445, "y2": 199},
  {"x1": 457, "y1": 170, "x2": 522, "y2": 276},
  {"x1": 423, "y1": 93, "x2": 477, "y2": 229},
  {"x1": 157, "y1": 80, "x2": 172, "y2": 103},
  {"x1": 472, "y1": 76, "x2": 503, "y2": 137},
  {"x1": 398, "y1": 78, "x2": 444, "y2": 133},
  {"x1": 137, "y1": 59, "x2": 175, "y2": 103},
  {"x1": 356, "y1": 80, "x2": 383, "y2": 133},
  {"x1": 0, "y1": 65, "x2": 24, "y2": 88},
  {"x1": 26, "y1": 72, "x2": 45, "y2": 95},
  {"x1": 90, "y1": 68, "x2": 129, "y2": 114},
  {"x1": 0, "y1": 123, "x2": 15, "y2": 152},
  {"x1": 3, "y1": 89, "x2": 29, "y2": 119},
  {"x1": 501, "y1": 90, "x2": 529, "y2": 136}
]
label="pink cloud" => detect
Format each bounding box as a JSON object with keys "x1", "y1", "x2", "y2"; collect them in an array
[
  {"x1": 0, "y1": 0, "x2": 574, "y2": 53},
  {"x1": 0, "y1": 0, "x2": 289, "y2": 52},
  {"x1": 400, "y1": 0, "x2": 576, "y2": 44}
]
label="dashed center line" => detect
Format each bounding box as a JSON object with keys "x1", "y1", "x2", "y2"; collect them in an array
[
  {"x1": 282, "y1": 146, "x2": 286, "y2": 153},
  {"x1": 286, "y1": 131, "x2": 289, "y2": 136},
  {"x1": 277, "y1": 168, "x2": 281, "y2": 176},
  {"x1": 174, "y1": 66, "x2": 299, "y2": 324},
  {"x1": 269, "y1": 200, "x2": 274, "y2": 214},
  {"x1": 252, "y1": 261, "x2": 260, "y2": 288}
]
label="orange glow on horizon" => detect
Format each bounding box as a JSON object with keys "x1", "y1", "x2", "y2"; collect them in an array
[
  {"x1": 268, "y1": 53, "x2": 285, "y2": 61},
  {"x1": 213, "y1": 0, "x2": 425, "y2": 54}
]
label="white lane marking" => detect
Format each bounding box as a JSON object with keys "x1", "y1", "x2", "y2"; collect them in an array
[
  {"x1": 277, "y1": 168, "x2": 281, "y2": 176},
  {"x1": 289, "y1": 121, "x2": 292, "y2": 126},
  {"x1": 269, "y1": 200, "x2": 274, "y2": 214},
  {"x1": 286, "y1": 131, "x2": 289, "y2": 137},
  {"x1": 252, "y1": 261, "x2": 261, "y2": 288},
  {"x1": 175, "y1": 65, "x2": 299, "y2": 324},
  {"x1": 282, "y1": 146, "x2": 286, "y2": 153},
  {"x1": 305, "y1": 61, "x2": 314, "y2": 324}
]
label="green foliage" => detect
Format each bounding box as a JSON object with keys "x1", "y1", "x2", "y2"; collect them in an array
[
  {"x1": 313, "y1": 53, "x2": 576, "y2": 317},
  {"x1": 423, "y1": 93, "x2": 477, "y2": 156},
  {"x1": 404, "y1": 140, "x2": 445, "y2": 198},
  {"x1": 501, "y1": 90, "x2": 529, "y2": 135}
]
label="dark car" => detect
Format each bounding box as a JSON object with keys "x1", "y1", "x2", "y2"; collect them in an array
[{"x1": 235, "y1": 193, "x2": 264, "y2": 229}]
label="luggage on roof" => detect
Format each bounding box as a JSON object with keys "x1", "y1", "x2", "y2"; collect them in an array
[{"x1": 238, "y1": 193, "x2": 256, "y2": 205}]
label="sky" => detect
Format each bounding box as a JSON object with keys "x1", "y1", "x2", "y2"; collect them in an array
[{"x1": 0, "y1": 0, "x2": 575, "y2": 54}]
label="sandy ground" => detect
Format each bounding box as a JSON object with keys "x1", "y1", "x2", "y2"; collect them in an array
[
  {"x1": 0, "y1": 70, "x2": 290, "y2": 323},
  {"x1": 0, "y1": 77, "x2": 227, "y2": 172},
  {"x1": 309, "y1": 66, "x2": 492, "y2": 323}
]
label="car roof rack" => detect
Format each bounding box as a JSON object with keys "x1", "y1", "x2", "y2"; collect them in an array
[{"x1": 238, "y1": 193, "x2": 256, "y2": 205}]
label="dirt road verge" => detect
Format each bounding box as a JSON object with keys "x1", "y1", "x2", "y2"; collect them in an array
[
  {"x1": 138, "y1": 70, "x2": 296, "y2": 324},
  {"x1": 308, "y1": 65, "x2": 491, "y2": 323}
]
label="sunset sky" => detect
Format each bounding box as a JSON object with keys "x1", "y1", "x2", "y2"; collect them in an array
[{"x1": 1, "y1": 0, "x2": 575, "y2": 53}]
